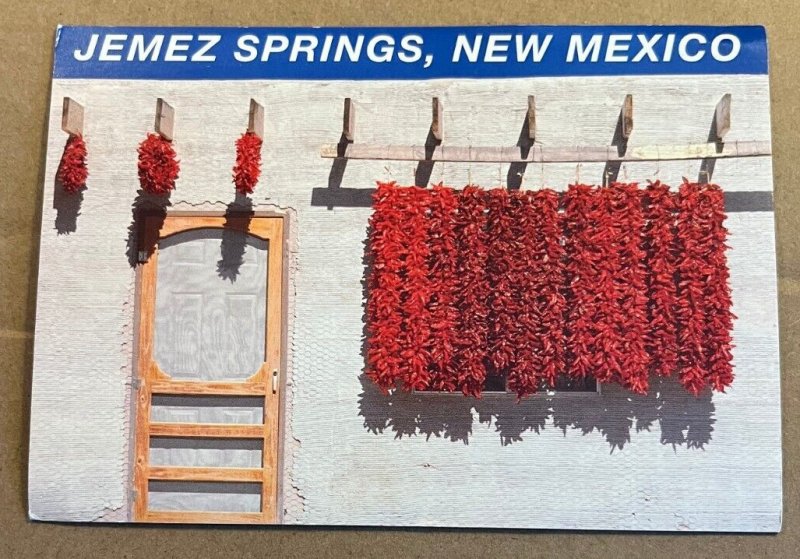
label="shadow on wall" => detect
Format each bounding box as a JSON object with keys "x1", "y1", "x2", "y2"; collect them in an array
[
  {"x1": 217, "y1": 192, "x2": 254, "y2": 282},
  {"x1": 53, "y1": 180, "x2": 84, "y2": 235},
  {"x1": 357, "y1": 374, "x2": 715, "y2": 451},
  {"x1": 125, "y1": 189, "x2": 172, "y2": 267}
]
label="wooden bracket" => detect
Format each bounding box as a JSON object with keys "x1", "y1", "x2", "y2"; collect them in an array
[
  {"x1": 621, "y1": 94, "x2": 633, "y2": 139},
  {"x1": 61, "y1": 97, "x2": 84, "y2": 136},
  {"x1": 248, "y1": 99, "x2": 265, "y2": 138},
  {"x1": 342, "y1": 98, "x2": 355, "y2": 142},
  {"x1": 526, "y1": 96, "x2": 536, "y2": 141},
  {"x1": 155, "y1": 98, "x2": 175, "y2": 141},
  {"x1": 714, "y1": 93, "x2": 732, "y2": 142},
  {"x1": 431, "y1": 97, "x2": 444, "y2": 142}
]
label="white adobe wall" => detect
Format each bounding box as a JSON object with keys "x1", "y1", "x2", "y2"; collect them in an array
[{"x1": 29, "y1": 75, "x2": 781, "y2": 530}]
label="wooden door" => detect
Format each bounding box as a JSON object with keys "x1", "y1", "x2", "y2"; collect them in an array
[{"x1": 133, "y1": 215, "x2": 284, "y2": 524}]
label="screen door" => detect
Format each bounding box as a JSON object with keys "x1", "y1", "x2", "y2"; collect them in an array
[{"x1": 132, "y1": 215, "x2": 284, "y2": 524}]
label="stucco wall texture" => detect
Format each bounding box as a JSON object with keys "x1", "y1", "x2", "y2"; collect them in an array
[{"x1": 29, "y1": 75, "x2": 781, "y2": 530}]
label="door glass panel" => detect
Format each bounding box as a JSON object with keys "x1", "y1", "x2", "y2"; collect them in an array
[{"x1": 153, "y1": 228, "x2": 268, "y2": 380}]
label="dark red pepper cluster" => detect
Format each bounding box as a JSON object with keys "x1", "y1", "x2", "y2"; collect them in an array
[
  {"x1": 137, "y1": 133, "x2": 180, "y2": 196},
  {"x1": 643, "y1": 181, "x2": 679, "y2": 378},
  {"x1": 426, "y1": 185, "x2": 460, "y2": 392},
  {"x1": 57, "y1": 134, "x2": 88, "y2": 194},
  {"x1": 366, "y1": 182, "x2": 406, "y2": 392},
  {"x1": 233, "y1": 131, "x2": 263, "y2": 195},
  {"x1": 398, "y1": 186, "x2": 434, "y2": 391},
  {"x1": 366, "y1": 181, "x2": 734, "y2": 398},
  {"x1": 563, "y1": 183, "x2": 649, "y2": 394},
  {"x1": 676, "y1": 181, "x2": 734, "y2": 394},
  {"x1": 504, "y1": 189, "x2": 565, "y2": 397},
  {"x1": 451, "y1": 186, "x2": 490, "y2": 397},
  {"x1": 483, "y1": 189, "x2": 566, "y2": 397},
  {"x1": 368, "y1": 183, "x2": 565, "y2": 398}
]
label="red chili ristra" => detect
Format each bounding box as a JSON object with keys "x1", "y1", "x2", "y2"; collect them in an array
[
  {"x1": 366, "y1": 182, "x2": 406, "y2": 392},
  {"x1": 398, "y1": 186, "x2": 434, "y2": 391},
  {"x1": 643, "y1": 181, "x2": 679, "y2": 377},
  {"x1": 426, "y1": 184, "x2": 460, "y2": 392},
  {"x1": 703, "y1": 184, "x2": 735, "y2": 392},
  {"x1": 137, "y1": 133, "x2": 180, "y2": 195},
  {"x1": 564, "y1": 184, "x2": 648, "y2": 393},
  {"x1": 452, "y1": 186, "x2": 490, "y2": 397},
  {"x1": 609, "y1": 183, "x2": 649, "y2": 394},
  {"x1": 233, "y1": 131, "x2": 263, "y2": 195},
  {"x1": 506, "y1": 189, "x2": 565, "y2": 398},
  {"x1": 57, "y1": 134, "x2": 88, "y2": 194},
  {"x1": 564, "y1": 184, "x2": 605, "y2": 382},
  {"x1": 485, "y1": 188, "x2": 520, "y2": 378},
  {"x1": 675, "y1": 181, "x2": 734, "y2": 394}
]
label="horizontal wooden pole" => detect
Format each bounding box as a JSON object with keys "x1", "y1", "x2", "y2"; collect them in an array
[
  {"x1": 148, "y1": 466, "x2": 263, "y2": 482},
  {"x1": 141, "y1": 510, "x2": 267, "y2": 524},
  {"x1": 149, "y1": 422, "x2": 265, "y2": 439},
  {"x1": 310, "y1": 188, "x2": 773, "y2": 212},
  {"x1": 150, "y1": 380, "x2": 266, "y2": 396},
  {"x1": 320, "y1": 140, "x2": 771, "y2": 163}
]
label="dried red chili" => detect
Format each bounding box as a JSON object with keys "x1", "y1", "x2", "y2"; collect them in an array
[
  {"x1": 426, "y1": 184, "x2": 460, "y2": 392},
  {"x1": 137, "y1": 133, "x2": 180, "y2": 195},
  {"x1": 233, "y1": 131, "x2": 263, "y2": 195},
  {"x1": 397, "y1": 186, "x2": 434, "y2": 391},
  {"x1": 564, "y1": 184, "x2": 648, "y2": 393},
  {"x1": 505, "y1": 189, "x2": 565, "y2": 398},
  {"x1": 486, "y1": 188, "x2": 522, "y2": 377},
  {"x1": 57, "y1": 134, "x2": 88, "y2": 194},
  {"x1": 609, "y1": 183, "x2": 649, "y2": 394},
  {"x1": 366, "y1": 181, "x2": 733, "y2": 398},
  {"x1": 675, "y1": 181, "x2": 734, "y2": 394},
  {"x1": 643, "y1": 181, "x2": 679, "y2": 377},
  {"x1": 564, "y1": 184, "x2": 604, "y2": 382},
  {"x1": 366, "y1": 182, "x2": 406, "y2": 392},
  {"x1": 452, "y1": 186, "x2": 490, "y2": 397}
]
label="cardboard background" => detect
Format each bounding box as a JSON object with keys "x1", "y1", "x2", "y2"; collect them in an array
[{"x1": 0, "y1": 2, "x2": 795, "y2": 556}]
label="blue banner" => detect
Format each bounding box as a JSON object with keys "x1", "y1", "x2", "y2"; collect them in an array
[{"x1": 53, "y1": 25, "x2": 768, "y2": 80}]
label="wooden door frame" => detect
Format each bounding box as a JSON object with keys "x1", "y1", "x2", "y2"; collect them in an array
[{"x1": 132, "y1": 213, "x2": 286, "y2": 524}]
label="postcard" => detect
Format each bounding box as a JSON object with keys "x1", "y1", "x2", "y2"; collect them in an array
[{"x1": 29, "y1": 25, "x2": 780, "y2": 530}]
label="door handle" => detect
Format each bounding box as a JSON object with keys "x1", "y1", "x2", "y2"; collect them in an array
[{"x1": 272, "y1": 369, "x2": 279, "y2": 393}]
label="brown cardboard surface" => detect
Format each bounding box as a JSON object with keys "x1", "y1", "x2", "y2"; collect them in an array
[{"x1": 0, "y1": 2, "x2": 795, "y2": 557}]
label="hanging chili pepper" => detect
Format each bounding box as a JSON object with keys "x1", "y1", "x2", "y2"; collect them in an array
[
  {"x1": 644, "y1": 181, "x2": 679, "y2": 377},
  {"x1": 57, "y1": 134, "x2": 88, "y2": 194},
  {"x1": 486, "y1": 188, "x2": 521, "y2": 377},
  {"x1": 565, "y1": 184, "x2": 648, "y2": 393},
  {"x1": 452, "y1": 185, "x2": 490, "y2": 397},
  {"x1": 675, "y1": 181, "x2": 735, "y2": 394},
  {"x1": 397, "y1": 186, "x2": 434, "y2": 391},
  {"x1": 703, "y1": 184, "x2": 735, "y2": 392},
  {"x1": 365, "y1": 181, "x2": 734, "y2": 399},
  {"x1": 506, "y1": 189, "x2": 565, "y2": 398},
  {"x1": 564, "y1": 184, "x2": 604, "y2": 382},
  {"x1": 609, "y1": 183, "x2": 649, "y2": 394},
  {"x1": 366, "y1": 182, "x2": 406, "y2": 392},
  {"x1": 532, "y1": 189, "x2": 567, "y2": 392},
  {"x1": 426, "y1": 184, "x2": 460, "y2": 392},
  {"x1": 137, "y1": 133, "x2": 180, "y2": 195},
  {"x1": 233, "y1": 131, "x2": 263, "y2": 195}
]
